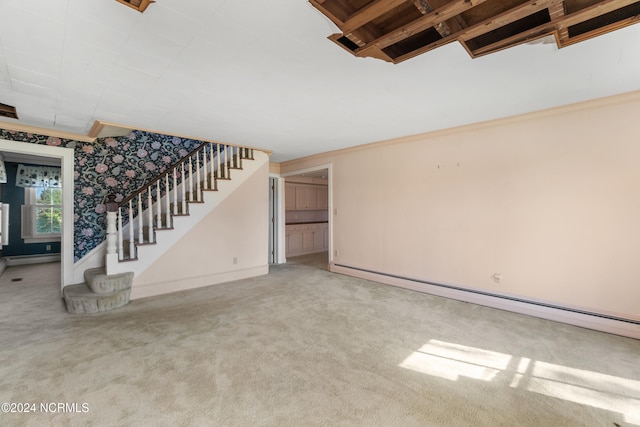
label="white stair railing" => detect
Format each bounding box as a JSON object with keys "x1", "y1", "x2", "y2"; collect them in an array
[{"x1": 104, "y1": 143, "x2": 254, "y2": 273}]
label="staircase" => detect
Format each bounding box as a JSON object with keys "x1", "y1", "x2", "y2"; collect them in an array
[
  {"x1": 63, "y1": 142, "x2": 258, "y2": 313},
  {"x1": 63, "y1": 268, "x2": 133, "y2": 314}
]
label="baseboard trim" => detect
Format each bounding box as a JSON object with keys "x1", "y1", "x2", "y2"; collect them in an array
[
  {"x1": 130, "y1": 265, "x2": 269, "y2": 300},
  {"x1": 330, "y1": 263, "x2": 640, "y2": 340},
  {"x1": 6, "y1": 254, "x2": 61, "y2": 266}
]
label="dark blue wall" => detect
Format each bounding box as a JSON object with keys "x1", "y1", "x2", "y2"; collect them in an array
[{"x1": 1, "y1": 162, "x2": 61, "y2": 257}]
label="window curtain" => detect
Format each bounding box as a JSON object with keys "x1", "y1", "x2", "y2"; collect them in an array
[
  {"x1": 0, "y1": 154, "x2": 7, "y2": 184},
  {"x1": 15, "y1": 164, "x2": 62, "y2": 188}
]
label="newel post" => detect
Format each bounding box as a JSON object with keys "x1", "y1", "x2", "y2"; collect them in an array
[{"x1": 105, "y1": 194, "x2": 119, "y2": 275}]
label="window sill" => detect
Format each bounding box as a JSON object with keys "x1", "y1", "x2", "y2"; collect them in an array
[{"x1": 23, "y1": 235, "x2": 61, "y2": 244}]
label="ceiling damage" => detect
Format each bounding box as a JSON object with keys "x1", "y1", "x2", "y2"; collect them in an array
[{"x1": 311, "y1": 0, "x2": 640, "y2": 63}]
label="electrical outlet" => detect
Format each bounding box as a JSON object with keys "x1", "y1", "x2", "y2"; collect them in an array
[
  {"x1": 493, "y1": 273, "x2": 502, "y2": 283},
  {"x1": 233, "y1": 257, "x2": 238, "y2": 265},
  {"x1": 46, "y1": 244, "x2": 51, "y2": 251}
]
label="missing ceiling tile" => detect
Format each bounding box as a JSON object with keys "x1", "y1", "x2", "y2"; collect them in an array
[
  {"x1": 0, "y1": 103, "x2": 18, "y2": 120},
  {"x1": 114, "y1": 0, "x2": 154, "y2": 13}
]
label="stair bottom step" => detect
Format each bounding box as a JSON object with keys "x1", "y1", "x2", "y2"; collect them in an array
[{"x1": 63, "y1": 284, "x2": 131, "y2": 314}]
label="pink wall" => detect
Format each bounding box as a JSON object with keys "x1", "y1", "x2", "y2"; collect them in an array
[
  {"x1": 132, "y1": 161, "x2": 269, "y2": 297},
  {"x1": 281, "y1": 91, "x2": 640, "y2": 321}
]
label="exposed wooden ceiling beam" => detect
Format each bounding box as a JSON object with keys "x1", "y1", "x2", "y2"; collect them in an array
[
  {"x1": 411, "y1": 0, "x2": 452, "y2": 37},
  {"x1": 392, "y1": 0, "x2": 555, "y2": 62},
  {"x1": 458, "y1": 0, "x2": 555, "y2": 41},
  {"x1": 356, "y1": 0, "x2": 486, "y2": 56},
  {"x1": 547, "y1": 0, "x2": 568, "y2": 41},
  {"x1": 309, "y1": 0, "x2": 345, "y2": 27},
  {"x1": 468, "y1": 0, "x2": 640, "y2": 56},
  {"x1": 557, "y1": 0, "x2": 639, "y2": 29},
  {"x1": 470, "y1": 27, "x2": 557, "y2": 57},
  {"x1": 342, "y1": 0, "x2": 408, "y2": 34},
  {"x1": 312, "y1": 0, "x2": 640, "y2": 63},
  {"x1": 114, "y1": 0, "x2": 154, "y2": 13}
]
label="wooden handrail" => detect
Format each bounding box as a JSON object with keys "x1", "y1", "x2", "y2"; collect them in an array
[{"x1": 106, "y1": 143, "x2": 255, "y2": 264}]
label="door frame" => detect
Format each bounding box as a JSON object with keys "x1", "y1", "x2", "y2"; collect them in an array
[
  {"x1": 0, "y1": 139, "x2": 74, "y2": 291},
  {"x1": 279, "y1": 163, "x2": 332, "y2": 265},
  {"x1": 268, "y1": 176, "x2": 278, "y2": 264}
]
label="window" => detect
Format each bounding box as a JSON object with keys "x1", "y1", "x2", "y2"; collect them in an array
[{"x1": 21, "y1": 187, "x2": 62, "y2": 243}]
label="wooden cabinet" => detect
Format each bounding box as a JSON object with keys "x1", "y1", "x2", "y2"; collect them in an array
[
  {"x1": 313, "y1": 227, "x2": 325, "y2": 250},
  {"x1": 302, "y1": 227, "x2": 315, "y2": 251},
  {"x1": 295, "y1": 185, "x2": 318, "y2": 210},
  {"x1": 287, "y1": 183, "x2": 328, "y2": 211},
  {"x1": 286, "y1": 222, "x2": 329, "y2": 258},
  {"x1": 285, "y1": 183, "x2": 296, "y2": 211},
  {"x1": 286, "y1": 226, "x2": 303, "y2": 254},
  {"x1": 317, "y1": 187, "x2": 328, "y2": 210}
]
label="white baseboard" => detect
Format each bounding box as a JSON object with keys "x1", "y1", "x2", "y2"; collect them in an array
[
  {"x1": 130, "y1": 265, "x2": 269, "y2": 300},
  {"x1": 6, "y1": 254, "x2": 61, "y2": 266},
  {"x1": 330, "y1": 263, "x2": 640, "y2": 340}
]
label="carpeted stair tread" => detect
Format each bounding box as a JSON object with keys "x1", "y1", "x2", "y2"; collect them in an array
[
  {"x1": 63, "y1": 283, "x2": 131, "y2": 314},
  {"x1": 84, "y1": 267, "x2": 134, "y2": 294}
]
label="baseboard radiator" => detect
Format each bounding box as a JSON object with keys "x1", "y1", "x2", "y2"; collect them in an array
[
  {"x1": 331, "y1": 263, "x2": 640, "y2": 340},
  {"x1": 6, "y1": 254, "x2": 61, "y2": 266}
]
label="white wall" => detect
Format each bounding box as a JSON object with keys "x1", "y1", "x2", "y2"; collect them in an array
[{"x1": 280, "y1": 91, "x2": 640, "y2": 323}]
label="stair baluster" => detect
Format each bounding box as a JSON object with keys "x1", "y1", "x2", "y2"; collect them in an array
[
  {"x1": 147, "y1": 188, "x2": 153, "y2": 242},
  {"x1": 181, "y1": 163, "x2": 187, "y2": 214},
  {"x1": 172, "y1": 169, "x2": 178, "y2": 216},
  {"x1": 196, "y1": 152, "x2": 202, "y2": 196},
  {"x1": 117, "y1": 207, "x2": 124, "y2": 260},
  {"x1": 216, "y1": 143, "x2": 222, "y2": 179},
  {"x1": 137, "y1": 193, "x2": 143, "y2": 245},
  {"x1": 188, "y1": 159, "x2": 194, "y2": 202},
  {"x1": 221, "y1": 145, "x2": 227, "y2": 179},
  {"x1": 128, "y1": 199, "x2": 135, "y2": 258},
  {"x1": 233, "y1": 145, "x2": 238, "y2": 168},
  {"x1": 164, "y1": 174, "x2": 170, "y2": 227},
  {"x1": 156, "y1": 181, "x2": 162, "y2": 229},
  {"x1": 209, "y1": 143, "x2": 216, "y2": 190}
]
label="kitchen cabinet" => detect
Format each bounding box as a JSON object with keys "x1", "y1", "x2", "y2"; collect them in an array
[
  {"x1": 286, "y1": 226, "x2": 303, "y2": 254},
  {"x1": 285, "y1": 183, "x2": 296, "y2": 211},
  {"x1": 317, "y1": 187, "x2": 328, "y2": 210},
  {"x1": 295, "y1": 185, "x2": 318, "y2": 210},
  {"x1": 286, "y1": 222, "x2": 329, "y2": 258},
  {"x1": 302, "y1": 227, "x2": 315, "y2": 251},
  {"x1": 313, "y1": 227, "x2": 324, "y2": 250},
  {"x1": 287, "y1": 183, "x2": 328, "y2": 211}
]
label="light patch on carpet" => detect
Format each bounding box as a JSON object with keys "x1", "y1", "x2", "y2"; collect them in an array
[
  {"x1": 527, "y1": 361, "x2": 640, "y2": 425},
  {"x1": 399, "y1": 339, "x2": 511, "y2": 381},
  {"x1": 399, "y1": 339, "x2": 640, "y2": 425}
]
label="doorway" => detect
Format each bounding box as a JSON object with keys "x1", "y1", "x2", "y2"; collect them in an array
[
  {"x1": 0, "y1": 139, "x2": 74, "y2": 291},
  {"x1": 280, "y1": 165, "x2": 331, "y2": 268}
]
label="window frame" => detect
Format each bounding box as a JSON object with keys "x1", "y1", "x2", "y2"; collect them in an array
[{"x1": 21, "y1": 186, "x2": 62, "y2": 244}]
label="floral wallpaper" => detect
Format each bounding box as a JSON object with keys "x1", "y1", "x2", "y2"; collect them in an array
[{"x1": 0, "y1": 128, "x2": 206, "y2": 261}]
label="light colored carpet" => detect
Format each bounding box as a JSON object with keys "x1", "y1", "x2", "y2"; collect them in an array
[{"x1": 1, "y1": 258, "x2": 639, "y2": 426}]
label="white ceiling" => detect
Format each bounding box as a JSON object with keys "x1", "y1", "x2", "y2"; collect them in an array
[{"x1": 0, "y1": 0, "x2": 639, "y2": 162}]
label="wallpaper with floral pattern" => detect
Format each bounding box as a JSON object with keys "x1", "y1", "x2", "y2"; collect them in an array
[{"x1": 0, "y1": 128, "x2": 206, "y2": 261}]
